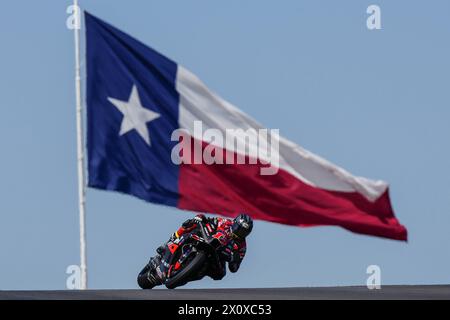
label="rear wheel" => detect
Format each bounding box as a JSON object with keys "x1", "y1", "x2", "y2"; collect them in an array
[{"x1": 165, "y1": 251, "x2": 207, "y2": 289}]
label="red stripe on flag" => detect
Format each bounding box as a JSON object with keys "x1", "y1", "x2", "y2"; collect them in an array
[{"x1": 177, "y1": 138, "x2": 407, "y2": 241}]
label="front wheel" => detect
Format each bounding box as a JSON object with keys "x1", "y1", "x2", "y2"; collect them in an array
[
  {"x1": 137, "y1": 264, "x2": 159, "y2": 289},
  {"x1": 165, "y1": 251, "x2": 207, "y2": 289}
]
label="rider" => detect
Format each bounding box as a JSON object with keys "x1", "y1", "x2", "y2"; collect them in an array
[{"x1": 137, "y1": 213, "x2": 253, "y2": 288}]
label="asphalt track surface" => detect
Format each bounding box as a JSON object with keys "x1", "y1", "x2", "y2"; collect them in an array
[{"x1": 1, "y1": 285, "x2": 449, "y2": 300}]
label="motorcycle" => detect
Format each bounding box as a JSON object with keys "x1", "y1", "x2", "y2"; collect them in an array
[{"x1": 138, "y1": 221, "x2": 223, "y2": 289}]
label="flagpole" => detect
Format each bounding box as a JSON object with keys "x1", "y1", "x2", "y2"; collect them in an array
[{"x1": 73, "y1": 0, "x2": 88, "y2": 290}]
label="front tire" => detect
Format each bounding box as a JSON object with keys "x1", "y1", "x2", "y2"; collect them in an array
[
  {"x1": 165, "y1": 251, "x2": 207, "y2": 289},
  {"x1": 137, "y1": 263, "x2": 160, "y2": 289}
]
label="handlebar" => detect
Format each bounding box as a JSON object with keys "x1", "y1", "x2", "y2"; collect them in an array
[{"x1": 197, "y1": 222, "x2": 221, "y2": 249}]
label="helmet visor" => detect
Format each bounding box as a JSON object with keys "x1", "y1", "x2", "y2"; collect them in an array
[{"x1": 231, "y1": 222, "x2": 250, "y2": 239}]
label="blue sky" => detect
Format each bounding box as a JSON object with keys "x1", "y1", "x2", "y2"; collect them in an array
[{"x1": 0, "y1": 0, "x2": 449, "y2": 289}]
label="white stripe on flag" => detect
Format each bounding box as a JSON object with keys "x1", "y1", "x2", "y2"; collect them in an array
[{"x1": 176, "y1": 65, "x2": 387, "y2": 202}]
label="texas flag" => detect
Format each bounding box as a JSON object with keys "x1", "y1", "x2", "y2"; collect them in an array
[{"x1": 85, "y1": 12, "x2": 407, "y2": 241}]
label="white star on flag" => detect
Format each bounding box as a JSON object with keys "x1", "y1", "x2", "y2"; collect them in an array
[{"x1": 107, "y1": 85, "x2": 160, "y2": 145}]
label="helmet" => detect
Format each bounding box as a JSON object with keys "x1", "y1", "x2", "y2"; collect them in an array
[{"x1": 231, "y1": 214, "x2": 253, "y2": 239}]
